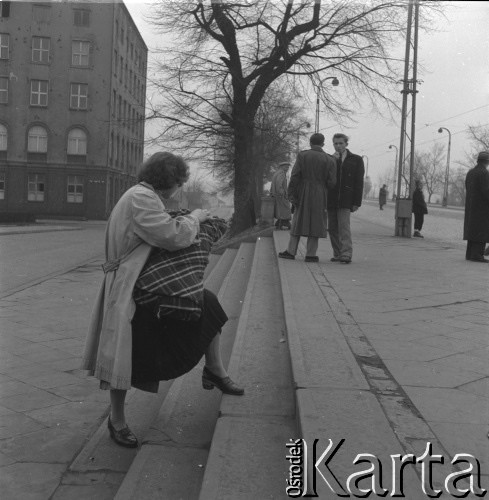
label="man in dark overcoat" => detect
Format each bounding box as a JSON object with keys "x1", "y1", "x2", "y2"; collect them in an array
[
  {"x1": 278, "y1": 133, "x2": 336, "y2": 262},
  {"x1": 464, "y1": 151, "x2": 489, "y2": 262},
  {"x1": 327, "y1": 133, "x2": 365, "y2": 264}
]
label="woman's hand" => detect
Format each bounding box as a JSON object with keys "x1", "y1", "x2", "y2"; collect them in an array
[{"x1": 191, "y1": 209, "x2": 210, "y2": 223}]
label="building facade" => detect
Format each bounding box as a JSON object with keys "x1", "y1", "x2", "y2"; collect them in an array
[{"x1": 0, "y1": 0, "x2": 147, "y2": 219}]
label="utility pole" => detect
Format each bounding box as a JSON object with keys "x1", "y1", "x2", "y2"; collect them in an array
[
  {"x1": 389, "y1": 145, "x2": 398, "y2": 200},
  {"x1": 395, "y1": 0, "x2": 420, "y2": 237},
  {"x1": 438, "y1": 127, "x2": 452, "y2": 207}
]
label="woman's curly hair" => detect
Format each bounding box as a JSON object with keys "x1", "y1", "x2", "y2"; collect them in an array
[{"x1": 137, "y1": 152, "x2": 190, "y2": 190}]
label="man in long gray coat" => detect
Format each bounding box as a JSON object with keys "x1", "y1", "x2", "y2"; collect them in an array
[
  {"x1": 270, "y1": 161, "x2": 292, "y2": 229},
  {"x1": 278, "y1": 133, "x2": 336, "y2": 262},
  {"x1": 464, "y1": 151, "x2": 489, "y2": 262}
]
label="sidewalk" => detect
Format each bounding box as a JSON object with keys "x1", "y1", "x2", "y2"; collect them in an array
[
  {"x1": 0, "y1": 212, "x2": 487, "y2": 498},
  {"x1": 282, "y1": 210, "x2": 489, "y2": 493},
  {"x1": 0, "y1": 220, "x2": 106, "y2": 236}
]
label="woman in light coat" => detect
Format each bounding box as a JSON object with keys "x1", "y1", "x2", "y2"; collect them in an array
[{"x1": 83, "y1": 152, "x2": 242, "y2": 448}]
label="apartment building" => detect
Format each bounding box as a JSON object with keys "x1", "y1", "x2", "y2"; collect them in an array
[{"x1": 0, "y1": 0, "x2": 147, "y2": 219}]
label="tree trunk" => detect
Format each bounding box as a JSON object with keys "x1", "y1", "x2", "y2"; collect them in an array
[{"x1": 230, "y1": 120, "x2": 256, "y2": 236}]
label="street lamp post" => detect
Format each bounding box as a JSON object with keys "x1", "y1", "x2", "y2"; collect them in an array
[
  {"x1": 389, "y1": 145, "x2": 398, "y2": 200},
  {"x1": 438, "y1": 126, "x2": 452, "y2": 207},
  {"x1": 314, "y1": 77, "x2": 339, "y2": 134}
]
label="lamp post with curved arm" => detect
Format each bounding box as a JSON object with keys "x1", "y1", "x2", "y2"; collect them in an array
[
  {"x1": 389, "y1": 145, "x2": 398, "y2": 200},
  {"x1": 438, "y1": 127, "x2": 451, "y2": 207},
  {"x1": 315, "y1": 77, "x2": 339, "y2": 134}
]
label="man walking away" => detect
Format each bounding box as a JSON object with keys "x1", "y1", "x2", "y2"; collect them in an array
[
  {"x1": 327, "y1": 133, "x2": 364, "y2": 264},
  {"x1": 379, "y1": 184, "x2": 388, "y2": 210},
  {"x1": 412, "y1": 180, "x2": 428, "y2": 238},
  {"x1": 278, "y1": 133, "x2": 336, "y2": 262},
  {"x1": 270, "y1": 162, "x2": 291, "y2": 230},
  {"x1": 464, "y1": 151, "x2": 489, "y2": 262}
]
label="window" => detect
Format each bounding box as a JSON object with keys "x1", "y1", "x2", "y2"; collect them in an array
[
  {"x1": 30, "y1": 80, "x2": 48, "y2": 106},
  {"x1": 28, "y1": 126, "x2": 48, "y2": 152},
  {"x1": 112, "y1": 90, "x2": 116, "y2": 116},
  {"x1": 32, "y1": 36, "x2": 50, "y2": 63},
  {"x1": 32, "y1": 4, "x2": 50, "y2": 22},
  {"x1": 72, "y1": 41, "x2": 89, "y2": 67},
  {"x1": 67, "y1": 128, "x2": 87, "y2": 155},
  {"x1": 0, "y1": 172, "x2": 4, "y2": 200},
  {"x1": 0, "y1": 124, "x2": 6, "y2": 150},
  {"x1": 114, "y1": 50, "x2": 118, "y2": 76},
  {"x1": 28, "y1": 174, "x2": 45, "y2": 201},
  {"x1": 67, "y1": 175, "x2": 83, "y2": 203},
  {"x1": 1, "y1": 1, "x2": 10, "y2": 18},
  {"x1": 0, "y1": 33, "x2": 9, "y2": 59},
  {"x1": 70, "y1": 83, "x2": 88, "y2": 109},
  {"x1": 119, "y1": 55, "x2": 123, "y2": 82},
  {"x1": 73, "y1": 9, "x2": 89, "y2": 27},
  {"x1": 120, "y1": 27, "x2": 124, "y2": 43},
  {"x1": 0, "y1": 77, "x2": 8, "y2": 104}
]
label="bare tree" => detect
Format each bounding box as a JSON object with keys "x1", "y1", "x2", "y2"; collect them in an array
[
  {"x1": 449, "y1": 123, "x2": 489, "y2": 206},
  {"x1": 146, "y1": 0, "x2": 443, "y2": 235},
  {"x1": 448, "y1": 167, "x2": 467, "y2": 206},
  {"x1": 210, "y1": 83, "x2": 310, "y2": 213},
  {"x1": 413, "y1": 143, "x2": 445, "y2": 203}
]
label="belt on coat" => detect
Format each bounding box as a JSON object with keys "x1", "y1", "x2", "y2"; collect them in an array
[{"x1": 101, "y1": 241, "x2": 142, "y2": 274}]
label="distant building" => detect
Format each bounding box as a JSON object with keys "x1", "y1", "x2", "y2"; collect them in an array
[{"x1": 0, "y1": 0, "x2": 147, "y2": 219}]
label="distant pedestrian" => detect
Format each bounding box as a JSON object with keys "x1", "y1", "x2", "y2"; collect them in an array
[
  {"x1": 412, "y1": 180, "x2": 428, "y2": 238},
  {"x1": 327, "y1": 133, "x2": 365, "y2": 264},
  {"x1": 278, "y1": 133, "x2": 336, "y2": 262},
  {"x1": 379, "y1": 184, "x2": 388, "y2": 210},
  {"x1": 270, "y1": 161, "x2": 291, "y2": 230},
  {"x1": 463, "y1": 151, "x2": 489, "y2": 262}
]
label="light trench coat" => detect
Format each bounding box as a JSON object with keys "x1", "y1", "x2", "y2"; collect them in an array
[
  {"x1": 82, "y1": 182, "x2": 199, "y2": 390},
  {"x1": 270, "y1": 169, "x2": 291, "y2": 220}
]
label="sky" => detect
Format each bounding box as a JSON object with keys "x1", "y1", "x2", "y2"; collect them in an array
[{"x1": 124, "y1": 1, "x2": 489, "y2": 195}]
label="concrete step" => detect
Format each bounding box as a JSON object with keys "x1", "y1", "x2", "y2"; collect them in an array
[
  {"x1": 114, "y1": 243, "x2": 256, "y2": 500},
  {"x1": 203, "y1": 252, "x2": 221, "y2": 281},
  {"x1": 203, "y1": 248, "x2": 238, "y2": 295},
  {"x1": 64, "y1": 247, "x2": 242, "y2": 497},
  {"x1": 199, "y1": 237, "x2": 297, "y2": 500},
  {"x1": 272, "y1": 231, "x2": 422, "y2": 498}
]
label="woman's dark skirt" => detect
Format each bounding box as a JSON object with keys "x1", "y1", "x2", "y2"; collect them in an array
[{"x1": 131, "y1": 289, "x2": 227, "y2": 390}]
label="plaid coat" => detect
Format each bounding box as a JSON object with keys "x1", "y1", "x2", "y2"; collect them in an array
[{"x1": 134, "y1": 213, "x2": 228, "y2": 321}]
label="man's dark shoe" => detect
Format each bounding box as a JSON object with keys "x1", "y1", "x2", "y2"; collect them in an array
[
  {"x1": 305, "y1": 256, "x2": 319, "y2": 262},
  {"x1": 278, "y1": 250, "x2": 295, "y2": 260},
  {"x1": 339, "y1": 258, "x2": 352, "y2": 264},
  {"x1": 469, "y1": 257, "x2": 489, "y2": 263},
  {"x1": 330, "y1": 257, "x2": 340, "y2": 262}
]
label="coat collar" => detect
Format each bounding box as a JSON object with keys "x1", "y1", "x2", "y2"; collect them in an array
[
  {"x1": 311, "y1": 145, "x2": 324, "y2": 152},
  {"x1": 139, "y1": 181, "x2": 155, "y2": 192}
]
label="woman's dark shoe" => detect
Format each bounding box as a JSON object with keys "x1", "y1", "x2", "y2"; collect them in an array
[
  {"x1": 108, "y1": 416, "x2": 139, "y2": 448},
  {"x1": 202, "y1": 367, "x2": 244, "y2": 396}
]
